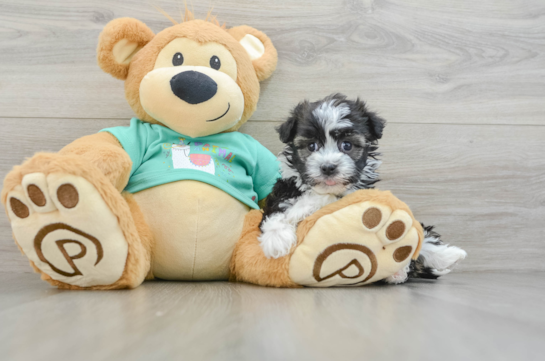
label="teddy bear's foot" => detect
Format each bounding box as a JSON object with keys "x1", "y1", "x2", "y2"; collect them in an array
[
  {"x1": 6, "y1": 172, "x2": 130, "y2": 288},
  {"x1": 289, "y1": 199, "x2": 421, "y2": 287}
]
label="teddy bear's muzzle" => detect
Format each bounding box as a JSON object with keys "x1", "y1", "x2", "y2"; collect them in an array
[{"x1": 139, "y1": 66, "x2": 245, "y2": 137}]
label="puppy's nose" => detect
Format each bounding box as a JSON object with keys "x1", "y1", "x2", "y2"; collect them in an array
[
  {"x1": 170, "y1": 71, "x2": 218, "y2": 104},
  {"x1": 321, "y1": 163, "x2": 337, "y2": 176}
]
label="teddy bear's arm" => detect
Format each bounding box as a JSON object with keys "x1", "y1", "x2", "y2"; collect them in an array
[{"x1": 58, "y1": 132, "x2": 132, "y2": 192}]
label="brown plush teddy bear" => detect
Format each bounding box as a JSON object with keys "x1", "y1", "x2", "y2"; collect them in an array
[{"x1": 1, "y1": 12, "x2": 423, "y2": 289}]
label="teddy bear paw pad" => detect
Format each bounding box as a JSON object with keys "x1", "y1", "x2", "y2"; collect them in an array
[
  {"x1": 6, "y1": 173, "x2": 128, "y2": 287},
  {"x1": 289, "y1": 201, "x2": 419, "y2": 287}
]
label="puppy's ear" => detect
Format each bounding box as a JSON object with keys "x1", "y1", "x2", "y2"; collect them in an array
[
  {"x1": 354, "y1": 98, "x2": 386, "y2": 141},
  {"x1": 277, "y1": 100, "x2": 309, "y2": 143},
  {"x1": 277, "y1": 115, "x2": 298, "y2": 144},
  {"x1": 367, "y1": 111, "x2": 386, "y2": 140},
  {"x1": 97, "y1": 18, "x2": 155, "y2": 80}
]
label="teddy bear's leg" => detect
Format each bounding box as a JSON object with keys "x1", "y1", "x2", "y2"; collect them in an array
[
  {"x1": 2, "y1": 153, "x2": 152, "y2": 290},
  {"x1": 230, "y1": 209, "x2": 300, "y2": 287},
  {"x1": 230, "y1": 189, "x2": 424, "y2": 288}
]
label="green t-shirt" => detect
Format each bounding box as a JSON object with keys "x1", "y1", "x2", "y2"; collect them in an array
[{"x1": 101, "y1": 118, "x2": 280, "y2": 209}]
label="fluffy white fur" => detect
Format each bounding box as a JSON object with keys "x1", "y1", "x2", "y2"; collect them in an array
[
  {"x1": 312, "y1": 100, "x2": 351, "y2": 132},
  {"x1": 259, "y1": 191, "x2": 337, "y2": 258},
  {"x1": 383, "y1": 232, "x2": 468, "y2": 284},
  {"x1": 419, "y1": 242, "x2": 467, "y2": 275},
  {"x1": 384, "y1": 265, "x2": 410, "y2": 284},
  {"x1": 258, "y1": 213, "x2": 297, "y2": 259}
]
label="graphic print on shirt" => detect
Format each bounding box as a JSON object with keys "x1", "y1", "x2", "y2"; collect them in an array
[
  {"x1": 171, "y1": 144, "x2": 215, "y2": 175},
  {"x1": 214, "y1": 158, "x2": 237, "y2": 183}
]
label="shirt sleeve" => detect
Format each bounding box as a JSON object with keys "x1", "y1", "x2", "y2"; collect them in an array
[
  {"x1": 99, "y1": 118, "x2": 150, "y2": 178},
  {"x1": 252, "y1": 140, "x2": 281, "y2": 201}
]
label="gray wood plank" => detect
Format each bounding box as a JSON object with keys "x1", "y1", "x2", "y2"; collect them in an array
[
  {"x1": 0, "y1": 0, "x2": 544, "y2": 124},
  {"x1": 0, "y1": 272, "x2": 543, "y2": 361},
  {"x1": 1, "y1": 118, "x2": 544, "y2": 273},
  {"x1": 379, "y1": 123, "x2": 545, "y2": 273}
]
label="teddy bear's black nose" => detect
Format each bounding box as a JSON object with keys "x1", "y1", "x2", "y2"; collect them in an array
[{"x1": 170, "y1": 71, "x2": 218, "y2": 104}]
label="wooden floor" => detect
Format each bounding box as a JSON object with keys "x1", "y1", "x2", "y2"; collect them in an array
[{"x1": 0, "y1": 271, "x2": 543, "y2": 361}]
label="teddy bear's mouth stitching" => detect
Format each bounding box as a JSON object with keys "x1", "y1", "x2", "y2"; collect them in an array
[{"x1": 206, "y1": 103, "x2": 230, "y2": 122}]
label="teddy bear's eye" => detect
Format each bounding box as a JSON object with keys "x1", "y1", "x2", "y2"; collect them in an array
[
  {"x1": 172, "y1": 52, "x2": 184, "y2": 66},
  {"x1": 210, "y1": 55, "x2": 221, "y2": 70}
]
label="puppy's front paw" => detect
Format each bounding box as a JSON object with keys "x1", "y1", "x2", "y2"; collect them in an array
[
  {"x1": 259, "y1": 214, "x2": 297, "y2": 259},
  {"x1": 383, "y1": 265, "x2": 410, "y2": 284}
]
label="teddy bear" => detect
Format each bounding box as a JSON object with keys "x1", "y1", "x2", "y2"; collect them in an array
[{"x1": 1, "y1": 12, "x2": 423, "y2": 289}]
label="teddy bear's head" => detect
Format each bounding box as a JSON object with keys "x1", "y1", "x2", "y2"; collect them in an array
[{"x1": 97, "y1": 12, "x2": 277, "y2": 137}]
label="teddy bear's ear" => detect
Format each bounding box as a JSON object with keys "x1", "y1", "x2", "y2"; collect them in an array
[
  {"x1": 97, "y1": 18, "x2": 155, "y2": 80},
  {"x1": 228, "y1": 25, "x2": 278, "y2": 82}
]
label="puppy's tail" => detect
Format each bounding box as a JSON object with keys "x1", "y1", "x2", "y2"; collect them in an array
[{"x1": 408, "y1": 224, "x2": 467, "y2": 279}]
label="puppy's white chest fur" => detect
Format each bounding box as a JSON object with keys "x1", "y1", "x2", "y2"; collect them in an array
[{"x1": 282, "y1": 191, "x2": 337, "y2": 219}]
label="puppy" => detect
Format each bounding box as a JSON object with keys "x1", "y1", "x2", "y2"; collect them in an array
[{"x1": 259, "y1": 93, "x2": 466, "y2": 284}]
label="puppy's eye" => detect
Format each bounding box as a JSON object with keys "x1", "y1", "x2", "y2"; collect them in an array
[
  {"x1": 341, "y1": 141, "x2": 353, "y2": 152},
  {"x1": 172, "y1": 52, "x2": 184, "y2": 66},
  {"x1": 308, "y1": 143, "x2": 318, "y2": 152},
  {"x1": 210, "y1": 56, "x2": 221, "y2": 70}
]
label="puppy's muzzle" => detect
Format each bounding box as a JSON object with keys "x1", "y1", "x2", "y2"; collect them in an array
[{"x1": 170, "y1": 71, "x2": 218, "y2": 104}]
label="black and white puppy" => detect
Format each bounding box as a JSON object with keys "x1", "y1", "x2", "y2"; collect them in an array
[{"x1": 259, "y1": 93, "x2": 466, "y2": 284}]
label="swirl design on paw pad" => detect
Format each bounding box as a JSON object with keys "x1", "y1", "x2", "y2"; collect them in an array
[
  {"x1": 34, "y1": 223, "x2": 103, "y2": 277},
  {"x1": 313, "y1": 243, "x2": 378, "y2": 284}
]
